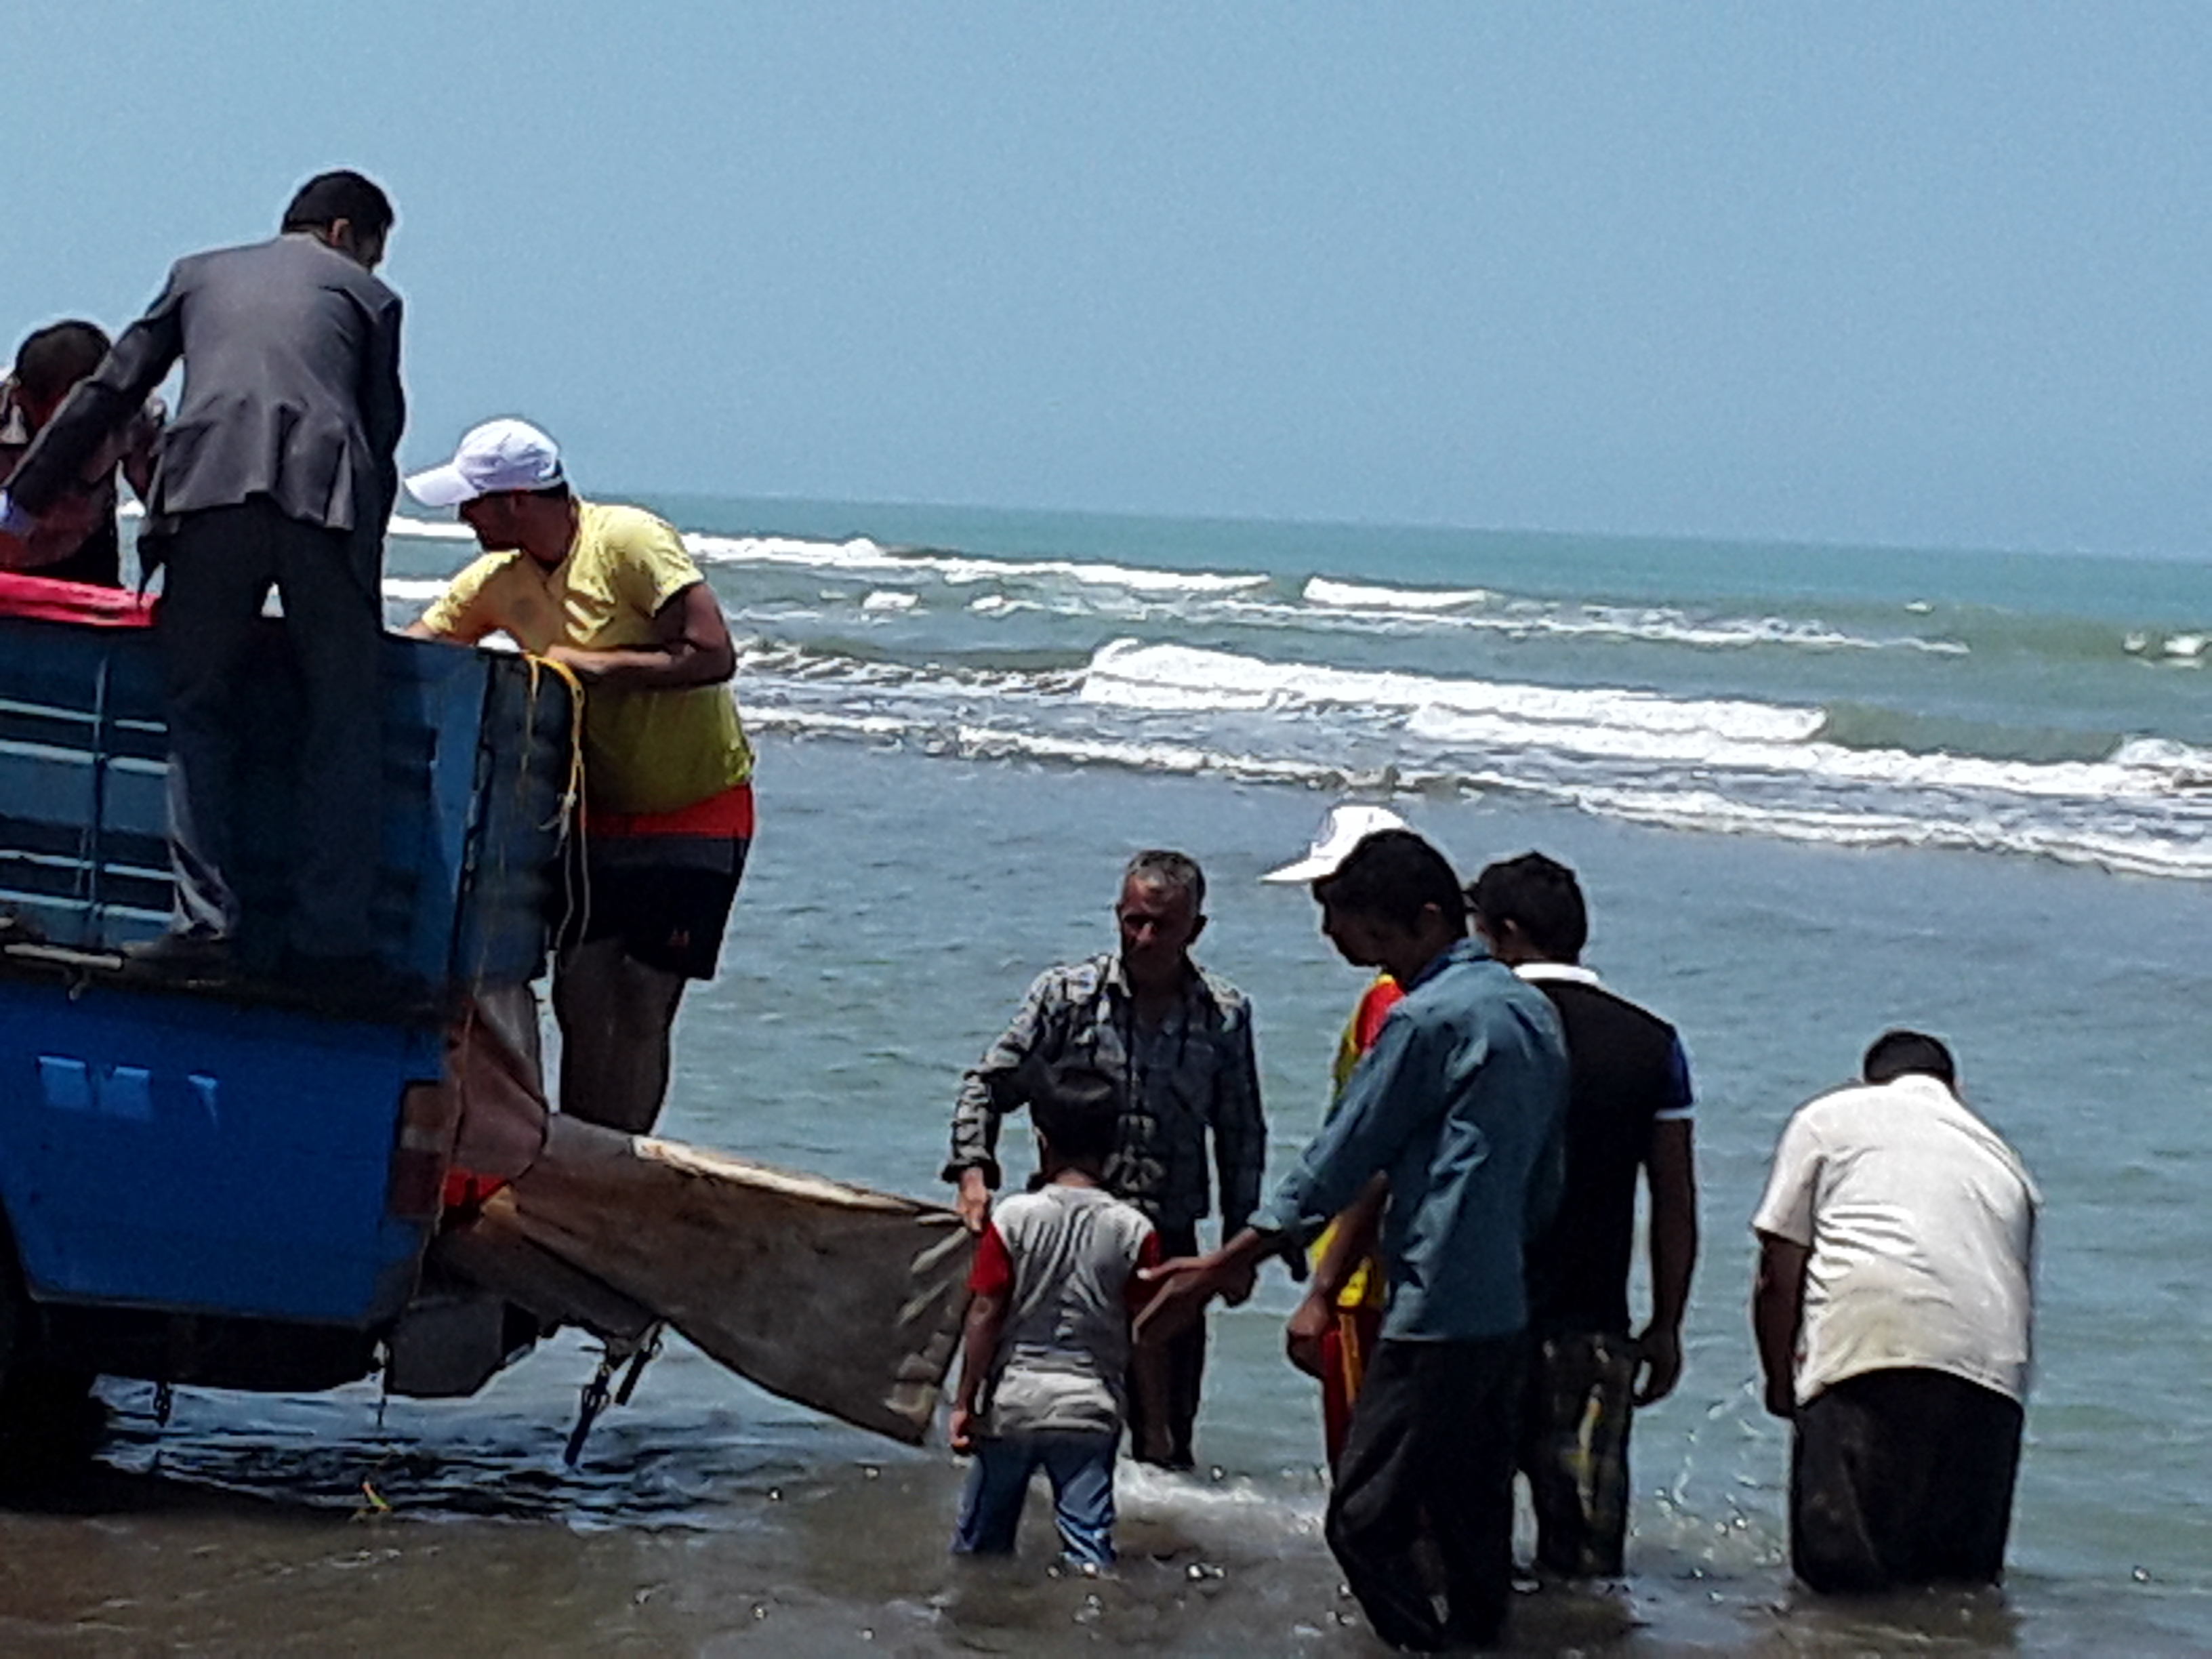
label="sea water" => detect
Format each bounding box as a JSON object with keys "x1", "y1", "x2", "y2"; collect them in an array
[{"x1": 11, "y1": 501, "x2": 2206, "y2": 1654}]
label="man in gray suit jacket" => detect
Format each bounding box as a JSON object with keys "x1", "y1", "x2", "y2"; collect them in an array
[{"x1": 0, "y1": 171, "x2": 404, "y2": 982}]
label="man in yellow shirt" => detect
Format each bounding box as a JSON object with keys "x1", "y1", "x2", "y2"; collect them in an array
[{"x1": 405, "y1": 418, "x2": 754, "y2": 1134}]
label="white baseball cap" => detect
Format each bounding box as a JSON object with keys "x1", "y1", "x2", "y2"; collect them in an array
[
  {"x1": 405, "y1": 417, "x2": 565, "y2": 507},
  {"x1": 1261, "y1": 803, "x2": 1411, "y2": 884}
]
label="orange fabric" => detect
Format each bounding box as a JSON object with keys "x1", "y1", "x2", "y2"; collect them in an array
[
  {"x1": 1319, "y1": 1303, "x2": 1385, "y2": 1469},
  {"x1": 1350, "y1": 975, "x2": 1406, "y2": 1053},
  {"x1": 584, "y1": 781, "x2": 754, "y2": 840}
]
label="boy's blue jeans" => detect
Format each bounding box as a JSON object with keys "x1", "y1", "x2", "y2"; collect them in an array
[{"x1": 952, "y1": 1429, "x2": 1120, "y2": 1566}]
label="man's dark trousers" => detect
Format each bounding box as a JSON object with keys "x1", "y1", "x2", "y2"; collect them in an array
[
  {"x1": 1124, "y1": 1220, "x2": 1206, "y2": 1469},
  {"x1": 155, "y1": 499, "x2": 382, "y2": 960},
  {"x1": 1790, "y1": 1366, "x2": 2024, "y2": 1594},
  {"x1": 1326, "y1": 1332, "x2": 1527, "y2": 1652}
]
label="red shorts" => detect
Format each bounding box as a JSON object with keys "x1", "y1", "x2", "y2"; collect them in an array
[{"x1": 1320, "y1": 1301, "x2": 1387, "y2": 1470}]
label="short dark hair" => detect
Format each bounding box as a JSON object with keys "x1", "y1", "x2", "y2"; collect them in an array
[
  {"x1": 1862, "y1": 1029, "x2": 1957, "y2": 1088},
  {"x1": 1466, "y1": 851, "x2": 1588, "y2": 960},
  {"x1": 14, "y1": 320, "x2": 110, "y2": 405},
  {"x1": 1033, "y1": 1065, "x2": 1122, "y2": 1166},
  {"x1": 1124, "y1": 848, "x2": 1205, "y2": 913},
  {"x1": 1313, "y1": 829, "x2": 1466, "y2": 934},
  {"x1": 281, "y1": 170, "x2": 394, "y2": 239}
]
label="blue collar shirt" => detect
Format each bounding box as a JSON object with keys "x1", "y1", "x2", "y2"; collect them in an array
[{"x1": 1254, "y1": 937, "x2": 1569, "y2": 1341}]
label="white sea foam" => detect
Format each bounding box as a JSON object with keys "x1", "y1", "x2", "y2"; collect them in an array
[
  {"x1": 1082, "y1": 639, "x2": 1821, "y2": 743},
  {"x1": 681, "y1": 529, "x2": 1269, "y2": 596},
  {"x1": 2110, "y1": 737, "x2": 2212, "y2": 785},
  {"x1": 747, "y1": 706, "x2": 1402, "y2": 790},
  {"x1": 1303, "y1": 577, "x2": 1492, "y2": 611},
  {"x1": 740, "y1": 701, "x2": 2212, "y2": 880},
  {"x1": 860, "y1": 591, "x2": 917, "y2": 612},
  {"x1": 1287, "y1": 583, "x2": 1959, "y2": 654},
  {"x1": 1572, "y1": 785, "x2": 2212, "y2": 880},
  {"x1": 2121, "y1": 630, "x2": 2205, "y2": 663},
  {"x1": 388, "y1": 514, "x2": 481, "y2": 543},
  {"x1": 1412, "y1": 704, "x2": 2187, "y2": 802},
  {"x1": 1080, "y1": 640, "x2": 2212, "y2": 806}
]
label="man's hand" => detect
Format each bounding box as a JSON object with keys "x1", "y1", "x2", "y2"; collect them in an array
[
  {"x1": 955, "y1": 1169, "x2": 993, "y2": 1234},
  {"x1": 1632, "y1": 1323, "x2": 1683, "y2": 1406},
  {"x1": 1136, "y1": 1225, "x2": 1273, "y2": 1345},
  {"x1": 1134, "y1": 1252, "x2": 1229, "y2": 1345},
  {"x1": 1217, "y1": 1257, "x2": 1259, "y2": 1307},
  {"x1": 947, "y1": 1404, "x2": 977, "y2": 1454},
  {"x1": 1284, "y1": 1291, "x2": 1332, "y2": 1379},
  {"x1": 538, "y1": 642, "x2": 603, "y2": 680},
  {"x1": 1752, "y1": 1233, "x2": 1809, "y2": 1426},
  {"x1": 1763, "y1": 1375, "x2": 1797, "y2": 1420}
]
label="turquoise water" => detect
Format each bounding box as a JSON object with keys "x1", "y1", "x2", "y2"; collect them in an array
[
  {"x1": 45, "y1": 501, "x2": 2207, "y2": 1654},
  {"x1": 401, "y1": 493, "x2": 2212, "y2": 874}
]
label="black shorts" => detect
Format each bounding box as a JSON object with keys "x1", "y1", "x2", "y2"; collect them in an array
[{"x1": 556, "y1": 834, "x2": 750, "y2": 979}]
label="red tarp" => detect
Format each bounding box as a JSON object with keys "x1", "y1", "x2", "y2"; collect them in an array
[{"x1": 0, "y1": 572, "x2": 153, "y2": 628}]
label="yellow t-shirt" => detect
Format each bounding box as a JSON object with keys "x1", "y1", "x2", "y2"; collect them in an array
[{"x1": 419, "y1": 500, "x2": 754, "y2": 815}]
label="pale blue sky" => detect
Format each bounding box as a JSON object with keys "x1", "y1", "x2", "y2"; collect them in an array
[{"x1": 5, "y1": 2, "x2": 2207, "y2": 555}]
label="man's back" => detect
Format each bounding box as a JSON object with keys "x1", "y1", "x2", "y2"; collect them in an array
[
  {"x1": 1754, "y1": 1073, "x2": 2037, "y2": 1405},
  {"x1": 1338, "y1": 940, "x2": 1568, "y2": 1341},
  {"x1": 1520, "y1": 972, "x2": 1692, "y2": 1334},
  {"x1": 155, "y1": 237, "x2": 403, "y2": 530},
  {"x1": 10, "y1": 234, "x2": 403, "y2": 539}
]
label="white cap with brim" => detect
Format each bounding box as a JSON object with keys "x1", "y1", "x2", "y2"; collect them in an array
[
  {"x1": 1261, "y1": 803, "x2": 1412, "y2": 884},
  {"x1": 405, "y1": 417, "x2": 565, "y2": 507}
]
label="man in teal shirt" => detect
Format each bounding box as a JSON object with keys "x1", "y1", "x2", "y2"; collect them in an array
[{"x1": 1143, "y1": 828, "x2": 1567, "y2": 1651}]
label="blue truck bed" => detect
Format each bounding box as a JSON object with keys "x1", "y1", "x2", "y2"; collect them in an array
[{"x1": 0, "y1": 579, "x2": 569, "y2": 1399}]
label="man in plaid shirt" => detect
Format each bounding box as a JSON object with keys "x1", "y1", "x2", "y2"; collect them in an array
[{"x1": 945, "y1": 848, "x2": 1267, "y2": 1469}]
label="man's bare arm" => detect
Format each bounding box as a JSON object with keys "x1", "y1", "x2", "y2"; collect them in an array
[
  {"x1": 1752, "y1": 1231, "x2": 1809, "y2": 1419},
  {"x1": 1311, "y1": 1175, "x2": 1387, "y2": 1304},
  {"x1": 1136, "y1": 1224, "x2": 1282, "y2": 1346},
  {"x1": 1285, "y1": 1175, "x2": 1387, "y2": 1374},
  {"x1": 542, "y1": 581, "x2": 735, "y2": 689},
  {"x1": 947, "y1": 1290, "x2": 1005, "y2": 1454},
  {"x1": 1635, "y1": 1119, "x2": 1698, "y2": 1405}
]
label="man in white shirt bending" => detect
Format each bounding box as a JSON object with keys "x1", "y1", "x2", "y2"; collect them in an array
[{"x1": 1752, "y1": 1029, "x2": 2039, "y2": 1594}]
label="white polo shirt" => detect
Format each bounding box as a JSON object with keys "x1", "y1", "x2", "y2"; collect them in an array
[{"x1": 1753, "y1": 1073, "x2": 2039, "y2": 1406}]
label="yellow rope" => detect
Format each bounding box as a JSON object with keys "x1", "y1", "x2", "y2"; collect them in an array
[{"x1": 523, "y1": 653, "x2": 589, "y2": 831}]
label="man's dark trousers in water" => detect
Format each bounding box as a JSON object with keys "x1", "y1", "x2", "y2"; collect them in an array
[
  {"x1": 1790, "y1": 1366, "x2": 2024, "y2": 1594},
  {"x1": 1326, "y1": 1334, "x2": 1526, "y2": 1649}
]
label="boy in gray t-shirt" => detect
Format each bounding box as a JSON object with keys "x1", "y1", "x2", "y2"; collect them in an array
[{"x1": 949, "y1": 1082, "x2": 1166, "y2": 1567}]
